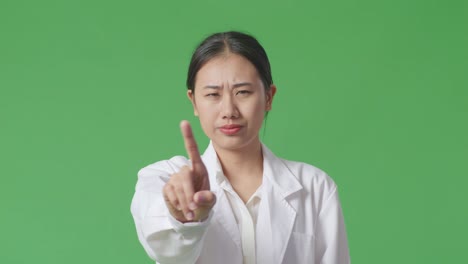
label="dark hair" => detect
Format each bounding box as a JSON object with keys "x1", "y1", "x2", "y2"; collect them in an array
[{"x1": 186, "y1": 31, "x2": 273, "y2": 93}]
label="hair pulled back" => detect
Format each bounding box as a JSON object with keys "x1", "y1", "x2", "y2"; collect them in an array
[{"x1": 186, "y1": 31, "x2": 273, "y2": 93}]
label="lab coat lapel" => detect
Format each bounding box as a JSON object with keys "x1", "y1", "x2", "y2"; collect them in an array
[
  {"x1": 260, "y1": 144, "x2": 303, "y2": 264},
  {"x1": 211, "y1": 188, "x2": 242, "y2": 250},
  {"x1": 201, "y1": 142, "x2": 242, "y2": 252}
]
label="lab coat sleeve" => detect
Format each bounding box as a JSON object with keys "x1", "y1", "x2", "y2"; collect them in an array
[
  {"x1": 130, "y1": 156, "x2": 212, "y2": 264},
  {"x1": 314, "y1": 186, "x2": 350, "y2": 264}
]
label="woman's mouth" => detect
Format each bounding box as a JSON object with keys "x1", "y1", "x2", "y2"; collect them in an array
[{"x1": 219, "y1": 124, "x2": 243, "y2": 135}]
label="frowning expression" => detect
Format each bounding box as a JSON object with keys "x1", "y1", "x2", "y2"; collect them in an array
[{"x1": 188, "y1": 53, "x2": 276, "y2": 151}]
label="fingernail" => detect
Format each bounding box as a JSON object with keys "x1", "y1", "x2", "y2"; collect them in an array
[
  {"x1": 176, "y1": 205, "x2": 182, "y2": 211},
  {"x1": 186, "y1": 211, "x2": 194, "y2": 220},
  {"x1": 189, "y1": 202, "x2": 197, "y2": 210}
]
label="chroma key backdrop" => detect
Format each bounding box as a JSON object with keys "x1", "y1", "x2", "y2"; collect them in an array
[{"x1": 1, "y1": 0, "x2": 467, "y2": 263}]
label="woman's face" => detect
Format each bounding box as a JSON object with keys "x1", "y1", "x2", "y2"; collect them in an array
[{"x1": 188, "y1": 53, "x2": 276, "y2": 152}]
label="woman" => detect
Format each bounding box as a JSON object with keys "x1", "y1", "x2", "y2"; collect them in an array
[{"x1": 131, "y1": 31, "x2": 350, "y2": 264}]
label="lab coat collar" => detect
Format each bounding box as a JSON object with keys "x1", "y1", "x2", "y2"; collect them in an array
[
  {"x1": 201, "y1": 141, "x2": 303, "y2": 198},
  {"x1": 261, "y1": 142, "x2": 303, "y2": 198}
]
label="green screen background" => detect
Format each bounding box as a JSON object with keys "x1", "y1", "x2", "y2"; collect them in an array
[{"x1": 1, "y1": 0, "x2": 467, "y2": 263}]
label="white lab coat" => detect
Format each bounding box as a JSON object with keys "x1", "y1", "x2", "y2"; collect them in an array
[{"x1": 131, "y1": 142, "x2": 350, "y2": 264}]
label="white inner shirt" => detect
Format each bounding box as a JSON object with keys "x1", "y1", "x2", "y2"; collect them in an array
[{"x1": 216, "y1": 172, "x2": 262, "y2": 264}]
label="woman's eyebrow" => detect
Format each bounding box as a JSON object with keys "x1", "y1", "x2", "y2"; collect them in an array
[
  {"x1": 232, "y1": 82, "x2": 252, "y2": 88},
  {"x1": 203, "y1": 85, "x2": 221, "y2": 89},
  {"x1": 203, "y1": 82, "x2": 252, "y2": 89}
]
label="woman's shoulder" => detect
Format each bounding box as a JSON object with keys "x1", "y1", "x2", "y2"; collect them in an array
[
  {"x1": 277, "y1": 157, "x2": 338, "y2": 193},
  {"x1": 138, "y1": 155, "x2": 189, "y2": 178},
  {"x1": 262, "y1": 144, "x2": 338, "y2": 193},
  {"x1": 135, "y1": 155, "x2": 190, "y2": 193}
]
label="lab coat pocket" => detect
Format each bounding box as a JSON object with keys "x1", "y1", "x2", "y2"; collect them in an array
[{"x1": 283, "y1": 231, "x2": 315, "y2": 264}]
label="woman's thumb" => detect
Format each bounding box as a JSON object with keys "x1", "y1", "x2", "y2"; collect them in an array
[{"x1": 194, "y1": 191, "x2": 216, "y2": 207}]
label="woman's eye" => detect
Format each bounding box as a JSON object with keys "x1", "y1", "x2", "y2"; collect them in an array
[{"x1": 236, "y1": 90, "x2": 251, "y2": 95}]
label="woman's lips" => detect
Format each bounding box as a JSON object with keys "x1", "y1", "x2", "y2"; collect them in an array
[{"x1": 219, "y1": 124, "x2": 243, "y2": 135}]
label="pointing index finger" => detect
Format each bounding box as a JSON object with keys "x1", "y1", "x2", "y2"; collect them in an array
[{"x1": 180, "y1": 120, "x2": 204, "y2": 171}]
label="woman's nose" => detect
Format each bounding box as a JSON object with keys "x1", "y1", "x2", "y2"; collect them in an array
[{"x1": 220, "y1": 95, "x2": 239, "y2": 119}]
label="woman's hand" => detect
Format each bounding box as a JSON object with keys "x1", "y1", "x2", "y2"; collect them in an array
[{"x1": 163, "y1": 120, "x2": 216, "y2": 223}]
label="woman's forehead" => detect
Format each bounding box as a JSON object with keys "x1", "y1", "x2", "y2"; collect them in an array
[{"x1": 195, "y1": 54, "x2": 261, "y2": 87}]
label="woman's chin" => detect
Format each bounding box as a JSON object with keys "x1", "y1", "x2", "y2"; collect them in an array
[{"x1": 210, "y1": 135, "x2": 260, "y2": 152}]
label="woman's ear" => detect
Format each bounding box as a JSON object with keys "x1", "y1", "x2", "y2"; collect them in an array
[
  {"x1": 187, "y1": 90, "x2": 199, "y2": 116},
  {"x1": 265, "y1": 85, "x2": 277, "y2": 111}
]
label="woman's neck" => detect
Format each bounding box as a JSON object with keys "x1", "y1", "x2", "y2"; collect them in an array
[{"x1": 213, "y1": 139, "x2": 264, "y2": 181}]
